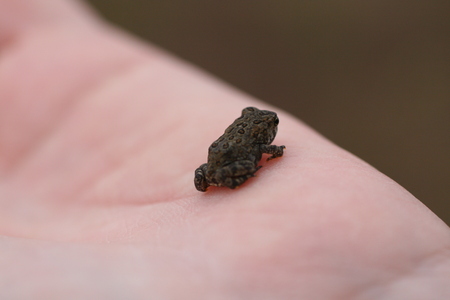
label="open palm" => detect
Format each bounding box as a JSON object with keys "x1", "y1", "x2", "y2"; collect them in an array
[{"x1": 1, "y1": 1, "x2": 449, "y2": 299}]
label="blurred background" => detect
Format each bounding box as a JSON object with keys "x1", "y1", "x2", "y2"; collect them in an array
[{"x1": 86, "y1": 0, "x2": 449, "y2": 225}]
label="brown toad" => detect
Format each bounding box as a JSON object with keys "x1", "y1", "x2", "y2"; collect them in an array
[{"x1": 194, "y1": 107, "x2": 285, "y2": 192}]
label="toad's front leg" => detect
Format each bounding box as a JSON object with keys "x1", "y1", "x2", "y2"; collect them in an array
[
  {"x1": 214, "y1": 160, "x2": 262, "y2": 189},
  {"x1": 260, "y1": 144, "x2": 286, "y2": 161}
]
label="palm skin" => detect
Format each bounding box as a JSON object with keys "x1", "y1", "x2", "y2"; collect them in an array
[{"x1": 0, "y1": 1, "x2": 449, "y2": 299}]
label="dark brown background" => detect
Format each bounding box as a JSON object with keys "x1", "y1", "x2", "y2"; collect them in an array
[{"x1": 86, "y1": 0, "x2": 449, "y2": 225}]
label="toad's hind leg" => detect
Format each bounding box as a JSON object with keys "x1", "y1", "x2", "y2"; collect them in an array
[
  {"x1": 214, "y1": 160, "x2": 261, "y2": 189},
  {"x1": 194, "y1": 163, "x2": 209, "y2": 192}
]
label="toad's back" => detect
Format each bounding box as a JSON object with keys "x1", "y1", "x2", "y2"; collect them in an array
[
  {"x1": 194, "y1": 106, "x2": 284, "y2": 192},
  {"x1": 206, "y1": 108, "x2": 279, "y2": 174}
]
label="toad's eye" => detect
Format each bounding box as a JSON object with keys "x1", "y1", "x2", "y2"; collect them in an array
[{"x1": 274, "y1": 117, "x2": 279, "y2": 125}]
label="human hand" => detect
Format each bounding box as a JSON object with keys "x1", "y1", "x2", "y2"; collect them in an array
[{"x1": 1, "y1": 1, "x2": 449, "y2": 298}]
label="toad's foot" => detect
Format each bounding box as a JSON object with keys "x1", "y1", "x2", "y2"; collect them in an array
[
  {"x1": 261, "y1": 144, "x2": 286, "y2": 161},
  {"x1": 194, "y1": 163, "x2": 209, "y2": 192}
]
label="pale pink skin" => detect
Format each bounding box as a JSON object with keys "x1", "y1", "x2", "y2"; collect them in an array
[{"x1": 0, "y1": 1, "x2": 449, "y2": 299}]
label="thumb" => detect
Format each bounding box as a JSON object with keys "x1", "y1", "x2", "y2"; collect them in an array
[
  {"x1": 0, "y1": 0, "x2": 96, "y2": 44},
  {"x1": 0, "y1": 0, "x2": 149, "y2": 171}
]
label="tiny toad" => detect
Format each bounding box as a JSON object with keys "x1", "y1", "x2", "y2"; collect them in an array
[{"x1": 194, "y1": 107, "x2": 285, "y2": 192}]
